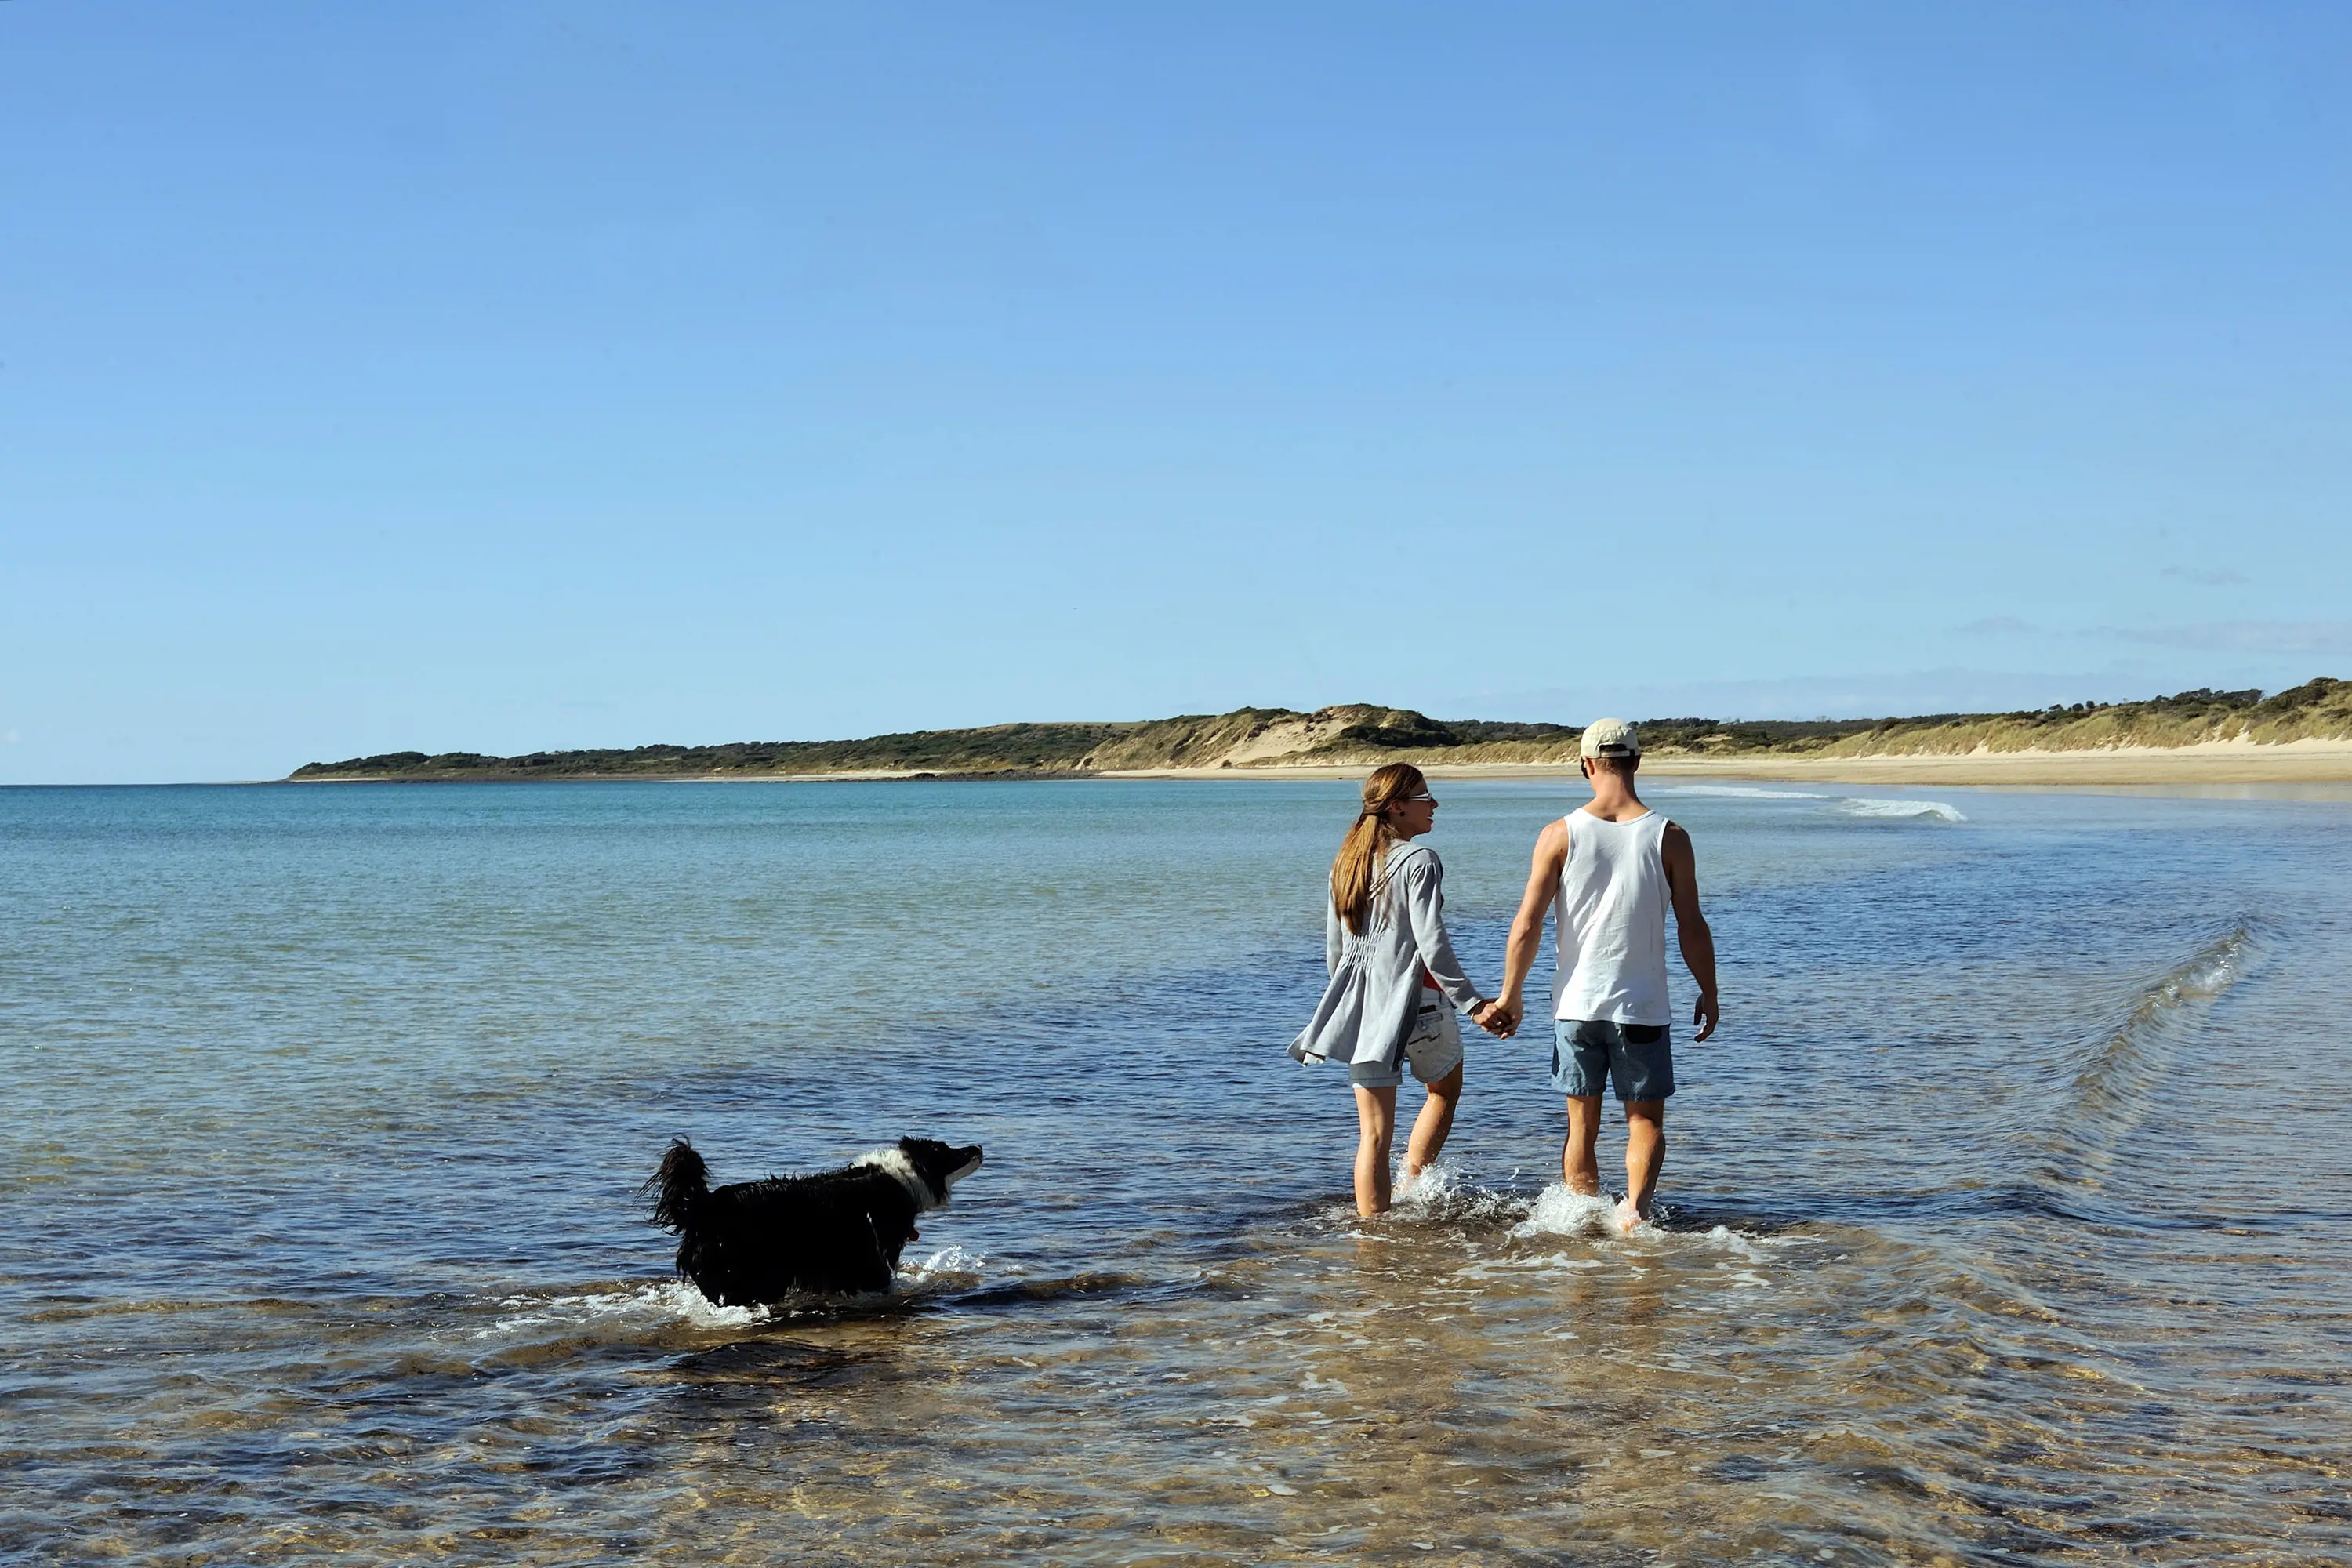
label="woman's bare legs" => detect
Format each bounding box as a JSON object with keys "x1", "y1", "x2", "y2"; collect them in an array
[
  {"x1": 1401, "y1": 1061, "x2": 1465, "y2": 1189},
  {"x1": 1352, "y1": 1083, "x2": 1399, "y2": 1216}
]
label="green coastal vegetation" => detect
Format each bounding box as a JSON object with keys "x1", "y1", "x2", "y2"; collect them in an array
[{"x1": 285, "y1": 678, "x2": 2352, "y2": 782}]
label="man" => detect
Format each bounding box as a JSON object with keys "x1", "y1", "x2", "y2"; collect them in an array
[{"x1": 1491, "y1": 718, "x2": 1719, "y2": 1234}]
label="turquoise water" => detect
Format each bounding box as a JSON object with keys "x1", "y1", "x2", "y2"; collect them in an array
[{"x1": 5, "y1": 778, "x2": 2350, "y2": 1564}]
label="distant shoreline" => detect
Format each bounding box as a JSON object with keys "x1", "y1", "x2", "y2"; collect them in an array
[
  {"x1": 282, "y1": 680, "x2": 2352, "y2": 788},
  {"x1": 281, "y1": 739, "x2": 2352, "y2": 789}
]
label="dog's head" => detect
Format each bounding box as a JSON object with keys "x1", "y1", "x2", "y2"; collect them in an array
[{"x1": 897, "y1": 1137, "x2": 984, "y2": 1204}]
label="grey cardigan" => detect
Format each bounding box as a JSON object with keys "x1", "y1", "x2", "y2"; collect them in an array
[{"x1": 1289, "y1": 841, "x2": 1487, "y2": 1073}]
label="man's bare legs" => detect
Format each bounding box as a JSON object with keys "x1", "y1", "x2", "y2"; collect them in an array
[
  {"x1": 1565, "y1": 1094, "x2": 1668, "y2": 1233},
  {"x1": 1618, "y1": 1100, "x2": 1666, "y2": 1233},
  {"x1": 1400, "y1": 1062, "x2": 1465, "y2": 1191},
  {"x1": 1352, "y1": 1084, "x2": 1399, "y2": 1217}
]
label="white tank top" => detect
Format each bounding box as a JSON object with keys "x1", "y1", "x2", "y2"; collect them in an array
[{"x1": 1552, "y1": 808, "x2": 1673, "y2": 1025}]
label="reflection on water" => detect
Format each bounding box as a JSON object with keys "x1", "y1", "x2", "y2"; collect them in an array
[{"x1": 5, "y1": 780, "x2": 2351, "y2": 1564}]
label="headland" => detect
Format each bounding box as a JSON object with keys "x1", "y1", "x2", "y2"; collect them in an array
[{"x1": 288, "y1": 677, "x2": 2352, "y2": 788}]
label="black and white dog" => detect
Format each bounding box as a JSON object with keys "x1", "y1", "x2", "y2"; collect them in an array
[{"x1": 644, "y1": 1137, "x2": 985, "y2": 1304}]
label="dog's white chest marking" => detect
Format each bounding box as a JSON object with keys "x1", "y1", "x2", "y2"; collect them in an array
[{"x1": 854, "y1": 1149, "x2": 945, "y2": 1212}]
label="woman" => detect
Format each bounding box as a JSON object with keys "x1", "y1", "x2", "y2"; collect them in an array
[{"x1": 1290, "y1": 764, "x2": 1507, "y2": 1216}]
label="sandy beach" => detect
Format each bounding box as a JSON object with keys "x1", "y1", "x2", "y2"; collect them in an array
[{"x1": 1102, "y1": 736, "x2": 2352, "y2": 789}]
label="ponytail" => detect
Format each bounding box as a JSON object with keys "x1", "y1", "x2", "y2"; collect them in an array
[{"x1": 1330, "y1": 764, "x2": 1428, "y2": 935}]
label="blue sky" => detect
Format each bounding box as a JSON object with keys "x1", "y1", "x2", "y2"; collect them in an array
[{"x1": 5, "y1": 3, "x2": 2348, "y2": 782}]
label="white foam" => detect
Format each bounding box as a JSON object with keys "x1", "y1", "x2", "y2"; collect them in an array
[
  {"x1": 1699, "y1": 1223, "x2": 1767, "y2": 1261},
  {"x1": 898, "y1": 1244, "x2": 989, "y2": 1288},
  {"x1": 1393, "y1": 1160, "x2": 1523, "y2": 1225},
  {"x1": 471, "y1": 1252, "x2": 1006, "y2": 1334},
  {"x1": 1509, "y1": 1185, "x2": 1623, "y2": 1239},
  {"x1": 1394, "y1": 1160, "x2": 1464, "y2": 1207},
  {"x1": 1838, "y1": 797, "x2": 1967, "y2": 822},
  {"x1": 1454, "y1": 1251, "x2": 1603, "y2": 1281},
  {"x1": 474, "y1": 1279, "x2": 758, "y2": 1338},
  {"x1": 1658, "y1": 784, "x2": 1965, "y2": 822},
  {"x1": 2156, "y1": 927, "x2": 2249, "y2": 1006}
]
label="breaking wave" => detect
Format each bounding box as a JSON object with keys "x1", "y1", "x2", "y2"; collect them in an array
[
  {"x1": 2031, "y1": 924, "x2": 2255, "y2": 1191},
  {"x1": 1658, "y1": 785, "x2": 1967, "y2": 822},
  {"x1": 1838, "y1": 797, "x2": 1967, "y2": 822}
]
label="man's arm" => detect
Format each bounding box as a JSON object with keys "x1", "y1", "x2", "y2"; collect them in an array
[
  {"x1": 1661, "y1": 822, "x2": 1719, "y2": 1042},
  {"x1": 1495, "y1": 819, "x2": 1570, "y2": 1036}
]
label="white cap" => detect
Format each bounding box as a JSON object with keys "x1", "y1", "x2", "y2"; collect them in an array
[{"x1": 1579, "y1": 717, "x2": 1639, "y2": 759}]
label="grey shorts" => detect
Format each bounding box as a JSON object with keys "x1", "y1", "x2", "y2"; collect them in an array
[
  {"x1": 1552, "y1": 1018, "x2": 1674, "y2": 1102},
  {"x1": 1350, "y1": 1000, "x2": 1465, "y2": 1090}
]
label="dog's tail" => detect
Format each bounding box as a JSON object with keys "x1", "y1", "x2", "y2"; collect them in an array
[{"x1": 641, "y1": 1139, "x2": 709, "y2": 1232}]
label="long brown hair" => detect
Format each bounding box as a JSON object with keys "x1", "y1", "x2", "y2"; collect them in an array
[{"x1": 1330, "y1": 763, "x2": 1428, "y2": 935}]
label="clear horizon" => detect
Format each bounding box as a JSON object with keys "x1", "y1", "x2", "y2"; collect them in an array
[{"x1": 7, "y1": 3, "x2": 2350, "y2": 783}]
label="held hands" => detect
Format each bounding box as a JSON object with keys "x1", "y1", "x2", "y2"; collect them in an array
[{"x1": 1472, "y1": 998, "x2": 1521, "y2": 1039}]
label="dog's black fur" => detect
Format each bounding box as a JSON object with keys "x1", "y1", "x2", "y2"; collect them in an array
[{"x1": 644, "y1": 1137, "x2": 985, "y2": 1304}]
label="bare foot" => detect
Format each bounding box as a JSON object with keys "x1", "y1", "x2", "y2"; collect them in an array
[{"x1": 1613, "y1": 1197, "x2": 1644, "y2": 1236}]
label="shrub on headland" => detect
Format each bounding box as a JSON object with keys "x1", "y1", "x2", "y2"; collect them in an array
[{"x1": 1813, "y1": 677, "x2": 2352, "y2": 757}]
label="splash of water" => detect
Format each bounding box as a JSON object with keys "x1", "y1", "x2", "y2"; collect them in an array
[
  {"x1": 1510, "y1": 1185, "x2": 1624, "y2": 1240},
  {"x1": 899, "y1": 1245, "x2": 991, "y2": 1291},
  {"x1": 1391, "y1": 1160, "x2": 1525, "y2": 1225},
  {"x1": 474, "y1": 1279, "x2": 759, "y2": 1339}
]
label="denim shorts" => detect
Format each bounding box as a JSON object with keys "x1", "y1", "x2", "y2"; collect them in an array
[
  {"x1": 1552, "y1": 1018, "x2": 1674, "y2": 1102},
  {"x1": 1350, "y1": 1000, "x2": 1465, "y2": 1090}
]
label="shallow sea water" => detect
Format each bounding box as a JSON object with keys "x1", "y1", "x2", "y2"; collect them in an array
[{"x1": 4, "y1": 779, "x2": 2349, "y2": 1566}]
